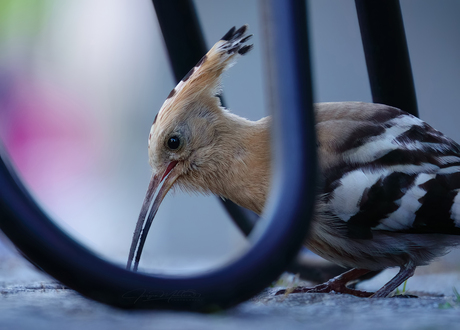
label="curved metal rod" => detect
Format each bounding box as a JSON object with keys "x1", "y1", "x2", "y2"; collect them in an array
[{"x1": 0, "y1": 0, "x2": 316, "y2": 310}]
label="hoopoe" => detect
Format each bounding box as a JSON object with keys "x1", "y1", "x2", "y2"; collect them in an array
[{"x1": 127, "y1": 25, "x2": 460, "y2": 298}]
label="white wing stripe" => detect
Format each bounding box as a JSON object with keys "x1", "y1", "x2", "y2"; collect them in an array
[
  {"x1": 374, "y1": 173, "x2": 434, "y2": 231},
  {"x1": 331, "y1": 170, "x2": 386, "y2": 222}
]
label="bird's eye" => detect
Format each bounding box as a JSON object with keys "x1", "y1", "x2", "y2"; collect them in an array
[{"x1": 167, "y1": 136, "x2": 181, "y2": 150}]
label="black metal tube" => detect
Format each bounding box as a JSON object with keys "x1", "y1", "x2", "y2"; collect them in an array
[
  {"x1": 355, "y1": 0, "x2": 419, "y2": 117},
  {"x1": 259, "y1": 0, "x2": 317, "y2": 270},
  {"x1": 151, "y1": 0, "x2": 205, "y2": 82}
]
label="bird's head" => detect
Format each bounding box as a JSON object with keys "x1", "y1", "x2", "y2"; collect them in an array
[{"x1": 127, "y1": 25, "x2": 253, "y2": 271}]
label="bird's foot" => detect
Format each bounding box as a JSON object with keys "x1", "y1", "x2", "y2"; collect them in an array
[
  {"x1": 371, "y1": 291, "x2": 418, "y2": 298},
  {"x1": 390, "y1": 294, "x2": 418, "y2": 298},
  {"x1": 275, "y1": 283, "x2": 330, "y2": 295},
  {"x1": 275, "y1": 283, "x2": 373, "y2": 297},
  {"x1": 275, "y1": 268, "x2": 375, "y2": 297}
]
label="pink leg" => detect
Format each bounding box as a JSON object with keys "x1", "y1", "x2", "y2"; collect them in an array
[
  {"x1": 276, "y1": 268, "x2": 374, "y2": 298},
  {"x1": 371, "y1": 264, "x2": 416, "y2": 298}
]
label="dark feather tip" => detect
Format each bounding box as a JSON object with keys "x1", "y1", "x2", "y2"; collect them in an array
[
  {"x1": 240, "y1": 34, "x2": 253, "y2": 44},
  {"x1": 221, "y1": 26, "x2": 236, "y2": 41},
  {"x1": 233, "y1": 25, "x2": 248, "y2": 39},
  {"x1": 238, "y1": 44, "x2": 253, "y2": 55}
]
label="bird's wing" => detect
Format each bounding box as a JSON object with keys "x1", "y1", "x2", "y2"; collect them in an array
[{"x1": 317, "y1": 102, "x2": 460, "y2": 239}]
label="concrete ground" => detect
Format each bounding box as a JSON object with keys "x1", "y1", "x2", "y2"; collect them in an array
[{"x1": 1, "y1": 243, "x2": 460, "y2": 329}]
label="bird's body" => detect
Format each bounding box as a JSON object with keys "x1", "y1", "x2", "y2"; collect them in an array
[
  {"x1": 128, "y1": 25, "x2": 460, "y2": 298},
  {"x1": 309, "y1": 102, "x2": 460, "y2": 271}
]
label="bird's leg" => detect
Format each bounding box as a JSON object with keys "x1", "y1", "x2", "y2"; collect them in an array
[
  {"x1": 276, "y1": 268, "x2": 374, "y2": 297},
  {"x1": 371, "y1": 263, "x2": 416, "y2": 298}
]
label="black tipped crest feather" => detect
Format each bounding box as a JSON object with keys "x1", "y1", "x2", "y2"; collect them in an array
[
  {"x1": 233, "y1": 25, "x2": 247, "y2": 39},
  {"x1": 238, "y1": 44, "x2": 253, "y2": 55},
  {"x1": 219, "y1": 25, "x2": 253, "y2": 57},
  {"x1": 221, "y1": 26, "x2": 236, "y2": 41}
]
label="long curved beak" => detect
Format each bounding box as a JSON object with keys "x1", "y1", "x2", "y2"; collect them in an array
[{"x1": 126, "y1": 161, "x2": 179, "y2": 271}]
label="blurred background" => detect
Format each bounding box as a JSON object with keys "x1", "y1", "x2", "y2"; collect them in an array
[{"x1": 0, "y1": 0, "x2": 459, "y2": 276}]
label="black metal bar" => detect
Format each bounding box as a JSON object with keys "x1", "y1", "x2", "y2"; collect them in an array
[
  {"x1": 355, "y1": 0, "x2": 419, "y2": 117},
  {"x1": 0, "y1": 0, "x2": 317, "y2": 310},
  {"x1": 152, "y1": 0, "x2": 258, "y2": 236},
  {"x1": 259, "y1": 0, "x2": 317, "y2": 269},
  {"x1": 151, "y1": 0, "x2": 205, "y2": 82}
]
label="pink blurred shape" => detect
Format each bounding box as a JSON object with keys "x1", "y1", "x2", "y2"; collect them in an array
[{"x1": 0, "y1": 73, "x2": 101, "y2": 194}]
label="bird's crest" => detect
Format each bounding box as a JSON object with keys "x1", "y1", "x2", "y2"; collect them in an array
[{"x1": 149, "y1": 25, "x2": 253, "y2": 145}]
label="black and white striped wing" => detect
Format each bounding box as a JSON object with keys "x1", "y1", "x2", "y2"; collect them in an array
[{"x1": 318, "y1": 102, "x2": 460, "y2": 239}]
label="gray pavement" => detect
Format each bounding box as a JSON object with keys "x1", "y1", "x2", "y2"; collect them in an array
[
  {"x1": 1, "y1": 281, "x2": 460, "y2": 330},
  {"x1": 1, "y1": 252, "x2": 460, "y2": 330}
]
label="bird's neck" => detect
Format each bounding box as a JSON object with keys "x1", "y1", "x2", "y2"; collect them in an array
[{"x1": 211, "y1": 113, "x2": 271, "y2": 215}]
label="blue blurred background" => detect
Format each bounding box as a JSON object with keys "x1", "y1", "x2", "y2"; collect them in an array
[{"x1": 0, "y1": 0, "x2": 459, "y2": 275}]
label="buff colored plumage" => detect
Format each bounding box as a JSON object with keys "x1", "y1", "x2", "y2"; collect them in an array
[{"x1": 127, "y1": 25, "x2": 460, "y2": 298}]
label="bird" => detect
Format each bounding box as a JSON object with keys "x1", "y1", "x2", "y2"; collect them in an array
[{"x1": 127, "y1": 25, "x2": 460, "y2": 298}]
